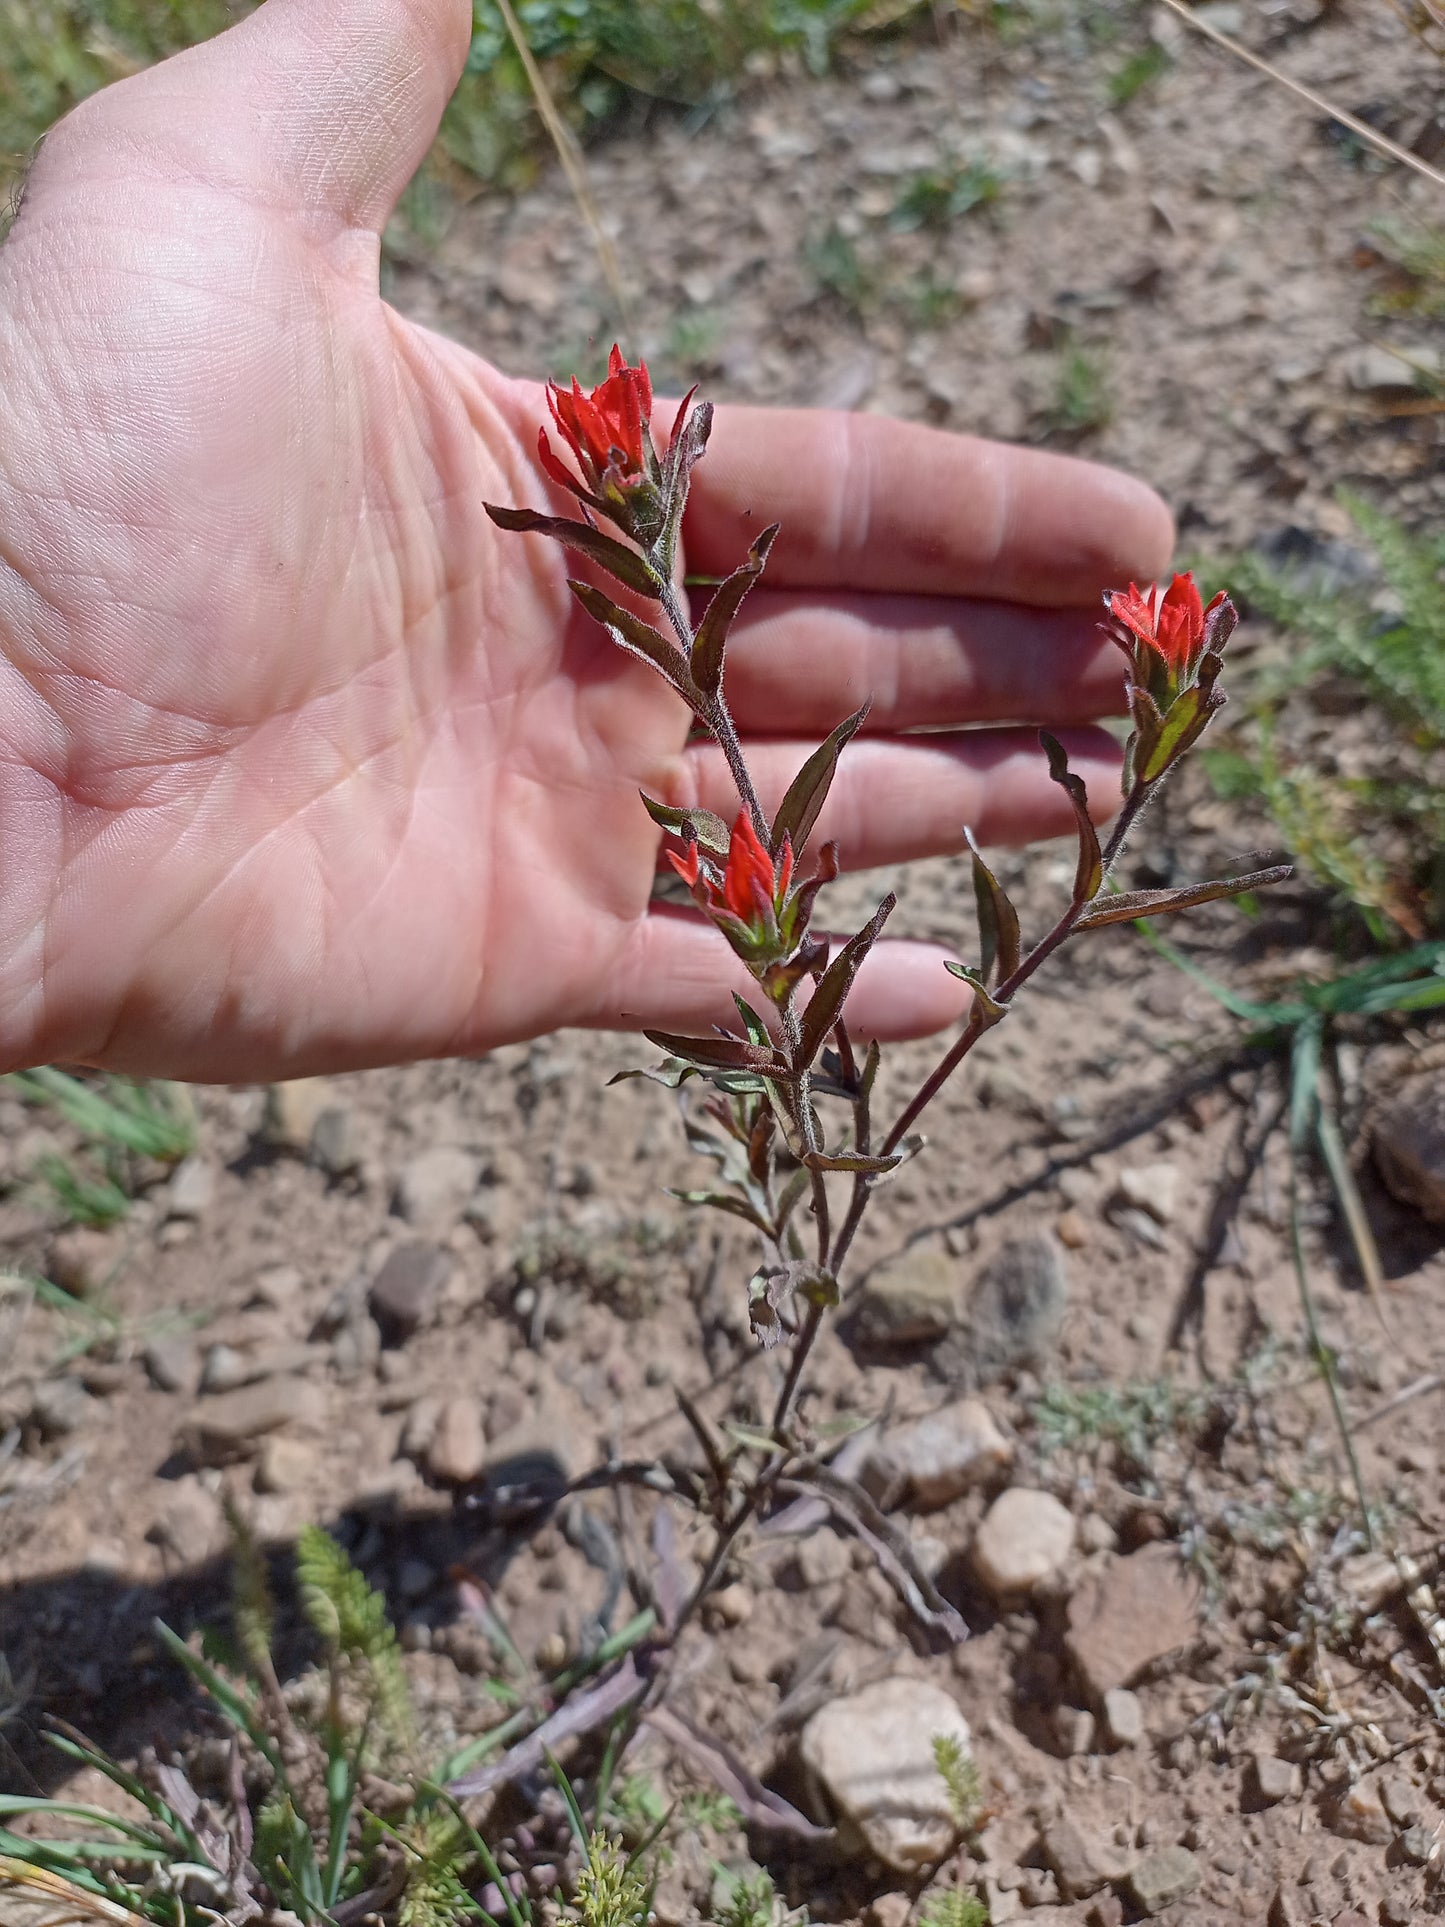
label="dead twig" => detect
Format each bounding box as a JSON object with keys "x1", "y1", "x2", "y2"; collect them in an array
[{"x1": 1157, "y1": 0, "x2": 1445, "y2": 191}]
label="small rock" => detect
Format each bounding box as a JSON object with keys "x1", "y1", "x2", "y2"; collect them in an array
[
  {"x1": 166, "y1": 1156, "x2": 216, "y2": 1219},
  {"x1": 249, "y1": 1262, "x2": 304, "y2": 1308},
  {"x1": 255, "y1": 1435, "x2": 317, "y2": 1494},
  {"x1": 1041, "y1": 1813, "x2": 1128, "y2": 1900},
  {"x1": 799, "y1": 1677, "x2": 972, "y2": 1871},
  {"x1": 263, "y1": 1077, "x2": 333, "y2": 1151},
  {"x1": 1126, "y1": 1846, "x2": 1200, "y2": 1916},
  {"x1": 794, "y1": 1531, "x2": 851, "y2": 1588},
  {"x1": 1373, "y1": 1074, "x2": 1445, "y2": 1222},
  {"x1": 400, "y1": 1394, "x2": 442, "y2": 1461},
  {"x1": 1250, "y1": 1754, "x2": 1300, "y2": 1807},
  {"x1": 973, "y1": 1488, "x2": 1075, "y2": 1599},
  {"x1": 31, "y1": 1375, "x2": 93, "y2": 1438},
  {"x1": 1379, "y1": 1772, "x2": 1421, "y2": 1827},
  {"x1": 183, "y1": 1377, "x2": 325, "y2": 1464},
  {"x1": 311, "y1": 1104, "x2": 360, "y2": 1176},
  {"x1": 1101, "y1": 1686, "x2": 1144, "y2": 1748},
  {"x1": 1344, "y1": 344, "x2": 1436, "y2": 393},
  {"x1": 394, "y1": 1146, "x2": 482, "y2": 1230},
  {"x1": 1329, "y1": 1781, "x2": 1391, "y2": 1845},
  {"x1": 1055, "y1": 1209, "x2": 1088, "y2": 1249},
  {"x1": 144, "y1": 1335, "x2": 199, "y2": 1395},
  {"x1": 536, "y1": 1630, "x2": 568, "y2": 1672},
  {"x1": 426, "y1": 1396, "x2": 487, "y2": 1483},
  {"x1": 148, "y1": 1477, "x2": 219, "y2": 1565},
  {"x1": 1398, "y1": 1824, "x2": 1435, "y2": 1865},
  {"x1": 368, "y1": 1242, "x2": 453, "y2": 1346},
  {"x1": 1086, "y1": 1898, "x2": 1124, "y2": 1927},
  {"x1": 200, "y1": 1344, "x2": 251, "y2": 1394},
  {"x1": 1114, "y1": 1162, "x2": 1181, "y2": 1224},
  {"x1": 46, "y1": 1226, "x2": 118, "y2": 1298},
  {"x1": 707, "y1": 1582, "x2": 753, "y2": 1627},
  {"x1": 861, "y1": 1398, "x2": 1012, "y2": 1510},
  {"x1": 330, "y1": 1313, "x2": 381, "y2": 1381},
  {"x1": 1330, "y1": 1914, "x2": 1371, "y2": 1927},
  {"x1": 77, "y1": 1360, "x2": 126, "y2": 1397},
  {"x1": 850, "y1": 1248, "x2": 961, "y2": 1345},
  {"x1": 962, "y1": 1234, "x2": 1068, "y2": 1383},
  {"x1": 866, "y1": 1896, "x2": 911, "y2": 1927},
  {"x1": 981, "y1": 1881, "x2": 1019, "y2": 1924},
  {"x1": 1066, "y1": 1544, "x2": 1201, "y2": 1700},
  {"x1": 1078, "y1": 1512, "x2": 1117, "y2": 1555},
  {"x1": 1053, "y1": 1705, "x2": 1096, "y2": 1756}
]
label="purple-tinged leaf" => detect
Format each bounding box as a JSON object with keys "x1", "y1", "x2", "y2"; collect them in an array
[
  {"x1": 690, "y1": 524, "x2": 779, "y2": 704},
  {"x1": 772, "y1": 706, "x2": 869, "y2": 857},
  {"x1": 778, "y1": 1467, "x2": 967, "y2": 1645},
  {"x1": 798, "y1": 895, "x2": 896, "y2": 1067},
  {"x1": 1039, "y1": 731, "x2": 1103, "y2": 903},
  {"x1": 666, "y1": 1187, "x2": 774, "y2": 1235},
  {"x1": 748, "y1": 1261, "x2": 837, "y2": 1348},
  {"x1": 1073, "y1": 865, "x2": 1292, "y2": 929},
  {"x1": 643, "y1": 1704, "x2": 833, "y2": 1841},
  {"x1": 943, "y1": 960, "x2": 1009, "y2": 1027},
  {"x1": 485, "y1": 505, "x2": 664, "y2": 598},
  {"x1": 640, "y1": 793, "x2": 731, "y2": 858},
  {"x1": 650, "y1": 1507, "x2": 687, "y2": 1636},
  {"x1": 644, "y1": 1029, "x2": 794, "y2": 1078},
  {"x1": 965, "y1": 829, "x2": 1020, "y2": 989},
  {"x1": 657, "y1": 397, "x2": 714, "y2": 570},
  {"x1": 447, "y1": 1660, "x2": 645, "y2": 1797},
  {"x1": 570, "y1": 583, "x2": 703, "y2": 706},
  {"x1": 801, "y1": 1148, "x2": 904, "y2": 1174}
]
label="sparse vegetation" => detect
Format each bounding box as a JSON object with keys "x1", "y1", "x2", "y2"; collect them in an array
[
  {"x1": 4, "y1": 1068, "x2": 195, "y2": 1230},
  {"x1": 1108, "y1": 38, "x2": 1170, "y2": 105},
  {"x1": 891, "y1": 154, "x2": 1006, "y2": 231},
  {"x1": 0, "y1": 1518, "x2": 674, "y2": 1927},
  {"x1": 1045, "y1": 341, "x2": 1113, "y2": 435},
  {"x1": 1200, "y1": 494, "x2": 1445, "y2": 939},
  {"x1": 0, "y1": 0, "x2": 917, "y2": 201}
]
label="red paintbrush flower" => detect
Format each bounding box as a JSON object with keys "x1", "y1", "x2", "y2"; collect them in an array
[
  {"x1": 1104, "y1": 571, "x2": 1231, "y2": 684},
  {"x1": 668, "y1": 812, "x2": 803, "y2": 965},
  {"x1": 540, "y1": 345, "x2": 655, "y2": 496}
]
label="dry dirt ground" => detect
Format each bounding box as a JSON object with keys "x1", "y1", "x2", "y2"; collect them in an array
[{"x1": 3, "y1": 5, "x2": 1445, "y2": 1925}]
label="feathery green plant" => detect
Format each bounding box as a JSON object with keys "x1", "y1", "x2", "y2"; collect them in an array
[
  {"x1": 296, "y1": 1521, "x2": 414, "y2": 1752},
  {"x1": 1200, "y1": 495, "x2": 1445, "y2": 938},
  {"x1": 916, "y1": 1892, "x2": 990, "y2": 1927},
  {"x1": 932, "y1": 1732, "x2": 984, "y2": 1836}
]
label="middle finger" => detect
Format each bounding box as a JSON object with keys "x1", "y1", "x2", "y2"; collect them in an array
[{"x1": 708, "y1": 588, "x2": 1125, "y2": 735}]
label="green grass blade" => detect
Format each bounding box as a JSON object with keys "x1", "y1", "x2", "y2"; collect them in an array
[
  {"x1": 151, "y1": 1621, "x2": 283, "y2": 1775},
  {"x1": 43, "y1": 1733, "x2": 205, "y2": 1864},
  {"x1": 1286, "y1": 1135, "x2": 1374, "y2": 1551},
  {"x1": 0, "y1": 1797, "x2": 168, "y2": 1850},
  {"x1": 1315, "y1": 1100, "x2": 1391, "y2": 1335}
]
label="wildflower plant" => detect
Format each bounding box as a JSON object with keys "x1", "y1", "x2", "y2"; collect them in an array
[{"x1": 486, "y1": 350, "x2": 1289, "y2": 1602}]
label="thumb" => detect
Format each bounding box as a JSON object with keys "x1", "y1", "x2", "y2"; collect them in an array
[{"x1": 40, "y1": 0, "x2": 472, "y2": 239}]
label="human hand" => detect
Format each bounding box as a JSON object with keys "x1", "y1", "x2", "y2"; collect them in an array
[{"x1": 0, "y1": 0, "x2": 1173, "y2": 1081}]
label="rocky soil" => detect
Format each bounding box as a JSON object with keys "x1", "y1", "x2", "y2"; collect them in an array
[{"x1": 3, "y1": 5, "x2": 1444, "y2": 1925}]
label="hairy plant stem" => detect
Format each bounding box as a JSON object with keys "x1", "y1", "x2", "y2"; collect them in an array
[
  {"x1": 779, "y1": 990, "x2": 830, "y2": 1266},
  {"x1": 657, "y1": 575, "x2": 769, "y2": 844},
  {"x1": 883, "y1": 774, "x2": 1159, "y2": 1156}
]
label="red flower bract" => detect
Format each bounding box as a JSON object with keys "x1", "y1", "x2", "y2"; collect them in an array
[
  {"x1": 1106, "y1": 571, "x2": 1228, "y2": 678},
  {"x1": 544, "y1": 344, "x2": 653, "y2": 488},
  {"x1": 669, "y1": 813, "x2": 796, "y2": 938}
]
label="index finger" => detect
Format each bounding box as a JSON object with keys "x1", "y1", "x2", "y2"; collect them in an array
[{"x1": 679, "y1": 405, "x2": 1175, "y2": 606}]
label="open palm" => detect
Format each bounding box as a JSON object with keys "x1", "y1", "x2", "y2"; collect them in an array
[{"x1": 0, "y1": 0, "x2": 1173, "y2": 1081}]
